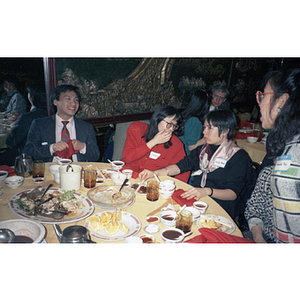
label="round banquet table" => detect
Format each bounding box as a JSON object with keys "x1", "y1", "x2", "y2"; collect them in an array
[
  {"x1": 235, "y1": 139, "x2": 267, "y2": 164},
  {"x1": 0, "y1": 162, "x2": 242, "y2": 243}
]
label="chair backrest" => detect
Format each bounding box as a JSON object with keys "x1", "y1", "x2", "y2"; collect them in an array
[{"x1": 112, "y1": 120, "x2": 149, "y2": 161}]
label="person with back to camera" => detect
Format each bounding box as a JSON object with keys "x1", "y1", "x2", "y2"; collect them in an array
[
  {"x1": 139, "y1": 110, "x2": 252, "y2": 219},
  {"x1": 0, "y1": 83, "x2": 48, "y2": 166},
  {"x1": 208, "y1": 84, "x2": 231, "y2": 111},
  {"x1": 245, "y1": 68, "x2": 300, "y2": 243},
  {"x1": 23, "y1": 84, "x2": 100, "y2": 162},
  {"x1": 0, "y1": 76, "x2": 27, "y2": 117},
  {"x1": 178, "y1": 89, "x2": 208, "y2": 156},
  {"x1": 121, "y1": 105, "x2": 190, "y2": 183}
]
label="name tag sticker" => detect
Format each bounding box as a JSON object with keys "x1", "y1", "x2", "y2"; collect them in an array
[
  {"x1": 213, "y1": 157, "x2": 227, "y2": 168},
  {"x1": 149, "y1": 151, "x2": 161, "y2": 160},
  {"x1": 41, "y1": 142, "x2": 48, "y2": 145},
  {"x1": 274, "y1": 155, "x2": 291, "y2": 172}
]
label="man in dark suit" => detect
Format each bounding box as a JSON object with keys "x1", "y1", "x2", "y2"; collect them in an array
[
  {"x1": 0, "y1": 83, "x2": 48, "y2": 166},
  {"x1": 208, "y1": 84, "x2": 231, "y2": 111},
  {"x1": 23, "y1": 85, "x2": 100, "y2": 162}
]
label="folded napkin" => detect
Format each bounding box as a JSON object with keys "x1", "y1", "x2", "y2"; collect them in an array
[
  {"x1": 0, "y1": 165, "x2": 16, "y2": 176},
  {"x1": 55, "y1": 140, "x2": 79, "y2": 159},
  {"x1": 238, "y1": 121, "x2": 253, "y2": 129},
  {"x1": 185, "y1": 228, "x2": 255, "y2": 243},
  {"x1": 171, "y1": 189, "x2": 197, "y2": 206}
]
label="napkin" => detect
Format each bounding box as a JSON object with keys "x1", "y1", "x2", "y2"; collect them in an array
[
  {"x1": 0, "y1": 165, "x2": 16, "y2": 176},
  {"x1": 55, "y1": 140, "x2": 79, "y2": 159},
  {"x1": 238, "y1": 121, "x2": 253, "y2": 129},
  {"x1": 185, "y1": 228, "x2": 255, "y2": 243},
  {"x1": 171, "y1": 189, "x2": 197, "y2": 206},
  {"x1": 234, "y1": 131, "x2": 255, "y2": 140}
]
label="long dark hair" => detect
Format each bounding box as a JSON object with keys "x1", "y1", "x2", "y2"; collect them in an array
[
  {"x1": 262, "y1": 68, "x2": 300, "y2": 158},
  {"x1": 27, "y1": 83, "x2": 47, "y2": 109},
  {"x1": 181, "y1": 89, "x2": 208, "y2": 124},
  {"x1": 143, "y1": 105, "x2": 182, "y2": 148}
]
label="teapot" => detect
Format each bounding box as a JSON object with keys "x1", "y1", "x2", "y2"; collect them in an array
[
  {"x1": 14, "y1": 154, "x2": 33, "y2": 177},
  {"x1": 53, "y1": 224, "x2": 95, "y2": 243}
]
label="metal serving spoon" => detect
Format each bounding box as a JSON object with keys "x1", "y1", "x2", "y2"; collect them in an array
[{"x1": 112, "y1": 178, "x2": 129, "y2": 200}]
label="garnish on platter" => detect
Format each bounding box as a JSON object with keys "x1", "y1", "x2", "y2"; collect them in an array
[{"x1": 87, "y1": 209, "x2": 129, "y2": 234}]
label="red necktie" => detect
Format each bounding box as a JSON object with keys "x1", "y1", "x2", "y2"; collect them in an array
[{"x1": 61, "y1": 121, "x2": 70, "y2": 141}]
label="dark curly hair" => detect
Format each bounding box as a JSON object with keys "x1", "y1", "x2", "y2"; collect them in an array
[{"x1": 262, "y1": 68, "x2": 300, "y2": 158}]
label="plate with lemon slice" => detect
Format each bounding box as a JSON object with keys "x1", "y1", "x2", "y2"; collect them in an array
[{"x1": 84, "y1": 209, "x2": 141, "y2": 241}]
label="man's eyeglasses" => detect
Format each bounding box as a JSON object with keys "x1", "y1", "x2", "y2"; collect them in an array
[
  {"x1": 256, "y1": 91, "x2": 274, "y2": 104},
  {"x1": 162, "y1": 119, "x2": 178, "y2": 130}
]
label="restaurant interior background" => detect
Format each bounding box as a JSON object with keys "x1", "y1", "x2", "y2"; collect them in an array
[{"x1": 1, "y1": 57, "x2": 300, "y2": 160}]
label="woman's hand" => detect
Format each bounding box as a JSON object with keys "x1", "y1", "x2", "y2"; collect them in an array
[
  {"x1": 139, "y1": 169, "x2": 155, "y2": 181},
  {"x1": 251, "y1": 226, "x2": 267, "y2": 243},
  {"x1": 181, "y1": 187, "x2": 210, "y2": 201},
  {"x1": 153, "y1": 129, "x2": 172, "y2": 145}
]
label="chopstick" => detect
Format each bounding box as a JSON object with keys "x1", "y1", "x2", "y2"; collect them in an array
[
  {"x1": 96, "y1": 167, "x2": 106, "y2": 179},
  {"x1": 135, "y1": 180, "x2": 145, "y2": 195},
  {"x1": 154, "y1": 174, "x2": 160, "y2": 182}
]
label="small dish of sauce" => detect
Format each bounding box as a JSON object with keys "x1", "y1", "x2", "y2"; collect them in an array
[
  {"x1": 12, "y1": 235, "x2": 34, "y2": 243},
  {"x1": 146, "y1": 215, "x2": 160, "y2": 223}
]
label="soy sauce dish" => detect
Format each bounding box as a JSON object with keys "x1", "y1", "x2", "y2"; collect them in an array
[{"x1": 161, "y1": 228, "x2": 185, "y2": 243}]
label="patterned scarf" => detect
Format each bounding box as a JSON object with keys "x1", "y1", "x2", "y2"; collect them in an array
[{"x1": 192, "y1": 139, "x2": 241, "y2": 187}]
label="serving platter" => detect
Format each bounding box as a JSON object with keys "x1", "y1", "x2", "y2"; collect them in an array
[
  {"x1": 84, "y1": 211, "x2": 141, "y2": 241},
  {"x1": 8, "y1": 188, "x2": 94, "y2": 224},
  {"x1": 196, "y1": 214, "x2": 235, "y2": 234},
  {"x1": 87, "y1": 185, "x2": 135, "y2": 209}
]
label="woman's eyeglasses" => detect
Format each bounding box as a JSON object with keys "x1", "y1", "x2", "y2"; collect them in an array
[
  {"x1": 162, "y1": 119, "x2": 178, "y2": 130},
  {"x1": 256, "y1": 91, "x2": 274, "y2": 104}
]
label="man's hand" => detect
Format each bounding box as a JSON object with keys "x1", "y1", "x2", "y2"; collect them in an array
[
  {"x1": 53, "y1": 140, "x2": 69, "y2": 152},
  {"x1": 72, "y1": 139, "x2": 85, "y2": 151}
]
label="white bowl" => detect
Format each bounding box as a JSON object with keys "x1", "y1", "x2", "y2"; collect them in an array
[
  {"x1": 0, "y1": 171, "x2": 8, "y2": 181},
  {"x1": 185, "y1": 207, "x2": 201, "y2": 221},
  {"x1": 4, "y1": 175, "x2": 24, "y2": 189},
  {"x1": 48, "y1": 164, "x2": 61, "y2": 183},
  {"x1": 122, "y1": 169, "x2": 133, "y2": 179},
  {"x1": 110, "y1": 160, "x2": 125, "y2": 171},
  {"x1": 139, "y1": 234, "x2": 155, "y2": 243},
  {"x1": 161, "y1": 228, "x2": 185, "y2": 243},
  {"x1": 247, "y1": 136, "x2": 258, "y2": 143},
  {"x1": 0, "y1": 219, "x2": 45, "y2": 243},
  {"x1": 159, "y1": 210, "x2": 177, "y2": 227},
  {"x1": 159, "y1": 180, "x2": 176, "y2": 198},
  {"x1": 110, "y1": 172, "x2": 127, "y2": 185},
  {"x1": 193, "y1": 201, "x2": 208, "y2": 214}
]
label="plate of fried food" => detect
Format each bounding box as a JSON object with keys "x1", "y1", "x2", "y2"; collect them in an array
[
  {"x1": 84, "y1": 209, "x2": 141, "y2": 241},
  {"x1": 196, "y1": 214, "x2": 235, "y2": 234},
  {"x1": 87, "y1": 185, "x2": 135, "y2": 209},
  {"x1": 9, "y1": 187, "x2": 94, "y2": 224}
]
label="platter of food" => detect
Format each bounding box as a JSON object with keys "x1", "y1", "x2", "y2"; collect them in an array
[
  {"x1": 87, "y1": 185, "x2": 135, "y2": 209},
  {"x1": 9, "y1": 187, "x2": 94, "y2": 224},
  {"x1": 84, "y1": 210, "x2": 141, "y2": 241},
  {"x1": 196, "y1": 214, "x2": 235, "y2": 234}
]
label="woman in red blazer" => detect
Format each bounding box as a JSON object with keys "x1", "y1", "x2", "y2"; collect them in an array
[{"x1": 122, "y1": 105, "x2": 190, "y2": 182}]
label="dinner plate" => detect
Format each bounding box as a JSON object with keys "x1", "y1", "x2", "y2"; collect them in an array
[
  {"x1": 8, "y1": 188, "x2": 94, "y2": 224},
  {"x1": 100, "y1": 169, "x2": 118, "y2": 179},
  {"x1": 85, "y1": 211, "x2": 141, "y2": 241},
  {"x1": 196, "y1": 214, "x2": 235, "y2": 234}
]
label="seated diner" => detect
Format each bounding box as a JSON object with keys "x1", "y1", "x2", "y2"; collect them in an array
[
  {"x1": 139, "y1": 110, "x2": 252, "y2": 219},
  {"x1": 121, "y1": 105, "x2": 190, "y2": 183}
]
